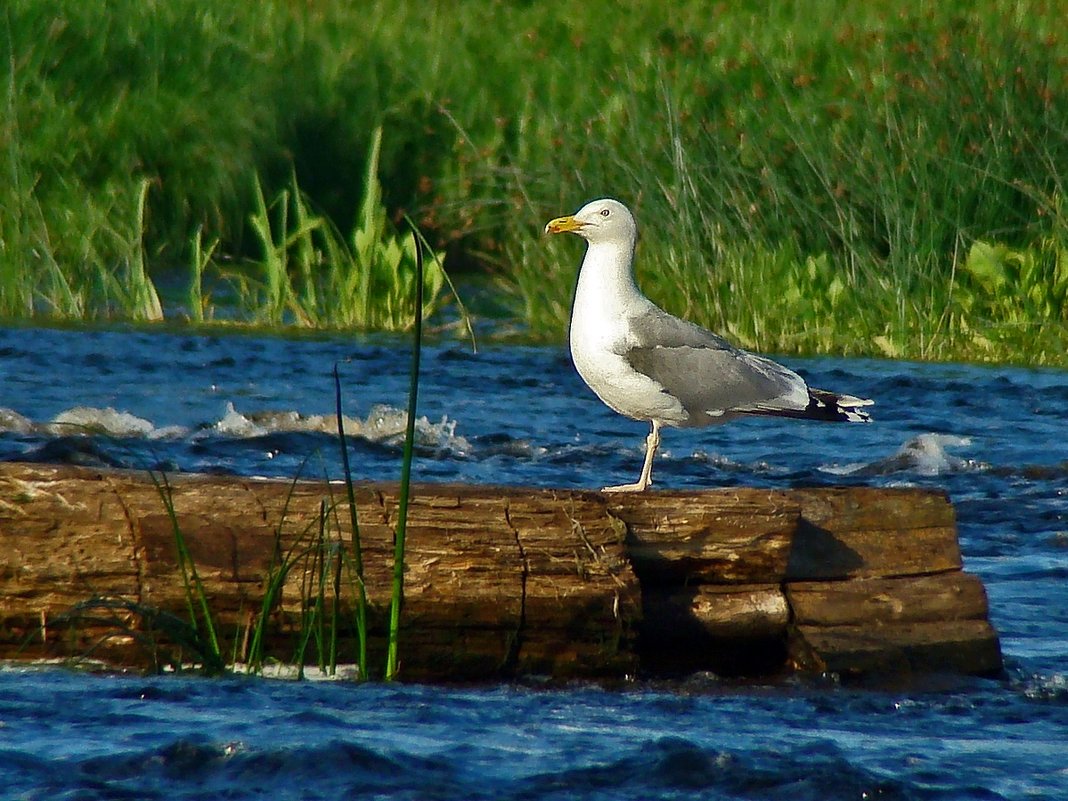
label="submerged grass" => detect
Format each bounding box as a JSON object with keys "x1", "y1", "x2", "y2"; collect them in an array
[
  {"x1": 3, "y1": 0, "x2": 1066, "y2": 362},
  {"x1": 49, "y1": 597, "x2": 226, "y2": 674}
]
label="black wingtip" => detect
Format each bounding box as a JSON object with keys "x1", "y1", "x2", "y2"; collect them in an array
[
  {"x1": 743, "y1": 388, "x2": 873, "y2": 423},
  {"x1": 807, "y1": 389, "x2": 874, "y2": 423}
]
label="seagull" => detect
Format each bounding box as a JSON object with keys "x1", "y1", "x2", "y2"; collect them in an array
[{"x1": 545, "y1": 198, "x2": 873, "y2": 492}]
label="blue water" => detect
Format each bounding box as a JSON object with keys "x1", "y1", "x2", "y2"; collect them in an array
[{"x1": 1, "y1": 324, "x2": 1066, "y2": 799}]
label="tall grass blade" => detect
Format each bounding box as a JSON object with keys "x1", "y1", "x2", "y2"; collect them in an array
[
  {"x1": 329, "y1": 529, "x2": 342, "y2": 676},
  {"x1": 147, "y1": 470, "x2": 224, "y2": 674},
  {"x1": 128, "y1": 178, "x2": 164, "y2": 321},
  {"x1": 354, "y1": 127, "x2": 384, "y2": 327},
  {"x1": 187, "y1": 224, "x2": 219, "y2": 323},
  {"x1": 334, "y1": 363, "x2": 368, "y2": 679},
  {"x1": 406, "y1": 214, "x2": 478, "y2": 353},
  {"x1": 385, "y1": 229, "x2": 424, "y2": 681}
]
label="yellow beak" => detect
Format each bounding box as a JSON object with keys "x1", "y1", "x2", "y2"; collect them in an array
[{"x1": 544, "y1": 214, "x2": 587, "y2": 235}]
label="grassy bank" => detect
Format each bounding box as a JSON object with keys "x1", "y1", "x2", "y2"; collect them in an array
[{"x1": 2, "y1": 1, "x2": 1066, "y2": 363}]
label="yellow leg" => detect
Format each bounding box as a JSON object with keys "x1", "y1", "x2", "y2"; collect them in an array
[{"x1": 602, "y1": 420, "x2": 661, "y2": 493}]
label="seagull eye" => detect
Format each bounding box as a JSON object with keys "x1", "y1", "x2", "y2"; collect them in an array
[{"x1": 599, "y1": 208, "x2": 610, "y2": 217}]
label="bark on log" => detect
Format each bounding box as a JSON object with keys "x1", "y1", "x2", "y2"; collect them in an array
[
  {"x1": 0, "y1": 464, "x2": 638, "y2": 680},
  {"x1": 789, "y1": 620, "x2": 1003, "y2": 676},
  {"x1": 786, "y1": 573, "x2": 992, "y2": 627},
  {"x1": 604, "y1": 490, "x2": 799, "y2": 584},
  {"x1": 606, "y1": 487, "x2": 963, "y2": 584},
  {"x1": 785, "y1": 572, "x2": 1001, "y2": 677},
  {"x1": 785, "y1": 488, "x2": 963, "y2": 580},
  {"x1": 0, "y1": 462, "x2": 1001, "y2": 681}
]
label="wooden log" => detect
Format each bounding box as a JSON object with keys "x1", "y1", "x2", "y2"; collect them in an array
[
  {"x1": 605, "y1": 487, "x2": 961, "y2": 584},
  {"x1": 486, "y1": 491, "x2": 638, "y2": 677},
  {"x1": 786, "y1": 573, "x2": 992, "y2": 627},
  {"x1": 785, "y1": 488, "x2": 962, "y2": 580},
  {"x1": 785, "y1": 572, "x2": 1001, "y2": 678},
  {"x1": 605, "y1": 490, "x2": 799, "y2": 584},
  {"x1": 0, "y1": 464, "x2": 639, "y2": 680},
  {"x1": 0, "y1": 462, "x2": 1002, "y2": 680},
  {"x1": 788, "y1": 620, "x2": 1003, "y2": 677}
]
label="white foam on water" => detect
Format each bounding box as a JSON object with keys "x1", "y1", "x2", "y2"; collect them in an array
[
  {"x1": 822, "y1": 433, "x2": 985, "y2": 477},
  {"x1": 212, "y1": 402, "x2": 267, "y2": 437},
  {"x1": 0, "y1": 408, "x2": 33, "y2": 434},
  {"x1": 1, "y1": 400, "x2": 471, "y2": 460},
  {"x1": 47, "y1": 406, "x2": 156, "y2": 438},
  {"x1": 208, "y1": 401, "x2": 472, "y2": 457}
]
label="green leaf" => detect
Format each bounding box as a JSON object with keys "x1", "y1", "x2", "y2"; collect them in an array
[{"x1": 962, "y1": 241, "x2": 1009, "y2": 292}]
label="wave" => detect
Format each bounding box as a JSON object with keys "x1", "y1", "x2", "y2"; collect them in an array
[
  {"x1": 513, "y1": 736, "x2": 922, "y2": 801},
  {"x1": 0, "y1": 402, "x2": 472, "y2": 457},
  {"x1": 19, "y1": 732, "x2": 923, "y2": 801},
  {"x1": 66, "y1": 736, "x2": 464, "y2": 800},
  {"x1": 821, "y1": 433, "x2": 988, "y2": 478},
  {"x1": 1017, "y1": 671, "x2": 1068, "y2": 704},
  {"x1": 4, "y1": 406, "x2": 1065, "y2": 488}
]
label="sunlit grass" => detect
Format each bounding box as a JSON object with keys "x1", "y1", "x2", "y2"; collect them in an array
[
  {"x1": 231, "y1": 130, "x2": 446, "y2": 330},
  {"x1": 2, "y1": 0, "x2": 1066, "y2": 361}
]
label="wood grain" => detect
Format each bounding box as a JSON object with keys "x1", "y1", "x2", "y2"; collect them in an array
[{"x1": 0, "y1": 462, "x2": 1001, "y2": 679}]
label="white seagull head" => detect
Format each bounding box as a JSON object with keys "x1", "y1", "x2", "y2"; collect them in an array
[{"x1": 545, "y1": 198, "x2": 637, "y2": 247}]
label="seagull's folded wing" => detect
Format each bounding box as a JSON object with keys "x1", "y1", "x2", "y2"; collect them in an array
[{"x1": 622, "y1": 308, "x2": 809, "y2": 418}]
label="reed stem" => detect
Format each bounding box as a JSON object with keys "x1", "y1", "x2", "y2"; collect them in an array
[
  {"x1": 334, "y1": 363, "x2": 368, "y2": 678},
  {"x1": 385, "y1": 230, "x2": 423, "y2": 680}
]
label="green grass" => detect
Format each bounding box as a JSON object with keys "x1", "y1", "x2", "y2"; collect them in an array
[
  {"x1": 2, "y1": 0, "x2": 1066, "y2": 363},
  {"x1": 149, "y1": 470, "x2": 224, "y2": 674},
  {"x1": 386, "y1": 232, "x2": 424, "y2": 681},
  {"x1": 333, "y1": 364, "x2": 369, "y2": 679},
  {"x1": 228, "y1": 129, "x2": 446, "y2": 331}
]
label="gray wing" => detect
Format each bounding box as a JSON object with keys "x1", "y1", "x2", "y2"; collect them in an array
[{"x1": 622, "y1": 307, "x2": 809, "y2": 418}]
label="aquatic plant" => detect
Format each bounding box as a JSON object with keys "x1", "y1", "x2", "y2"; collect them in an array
[
  {"x1": 48, "y1": 596, "x2": 224, "y2": 675},
  {"x1": 148, "y1": 470, "x2": 225, "y2": 674},
  {"x1": 948, "y1": 199, "x2": 1068, "y2": 359},
  {"x1": 385, "y1": 232, "x2": 424, "y2": 680},
  {"x1": 231, "y1": 129, "x2": 447, "y2": 330},
  {"x1": 333, "y1": 364, "x2": 369, "y2": 679}
]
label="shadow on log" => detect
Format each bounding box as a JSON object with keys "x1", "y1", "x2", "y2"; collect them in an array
[{"x1": 0, "y1": 463, "x2": 1001, "y2": 681}]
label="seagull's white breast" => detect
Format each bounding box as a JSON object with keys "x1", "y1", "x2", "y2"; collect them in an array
[{"x1": 569, "y1": 245, "x2": 689, "y2": 426}]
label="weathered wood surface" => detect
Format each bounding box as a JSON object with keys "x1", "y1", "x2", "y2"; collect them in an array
[
  {"x1": 0, "y1": 464, "x2": 638, "y2": 680},
  {"x1": 0, "y1": 462, "x2": 1001, "y2": 680},
  {"x1": 603, "y1": 486, "x2": 999, "y2": 677},
  {"x1": 789, "y1": 620, "x2": 1002, "y2": 676}
]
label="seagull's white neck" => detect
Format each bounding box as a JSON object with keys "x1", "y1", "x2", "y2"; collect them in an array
[{"x1": 572, "y1": 238, "x2": 642, "y2": 319}]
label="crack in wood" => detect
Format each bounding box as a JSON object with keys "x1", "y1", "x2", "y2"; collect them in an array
[
  {"x1": 103, "y1": 475, "x2": 143, "y2": 608},
  {"x1": 502, "y1": 499, "x2": 527, "y2": 677}
]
